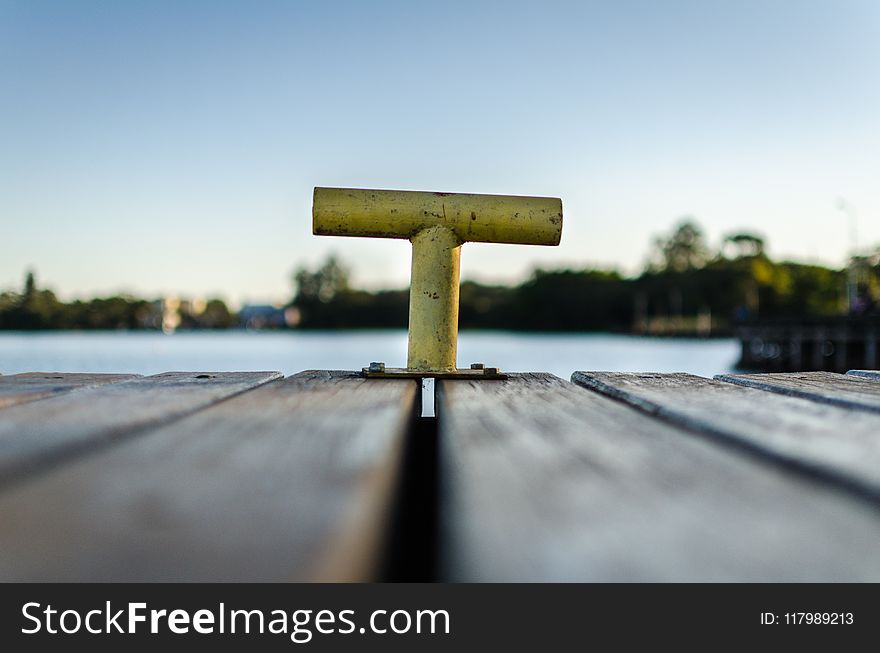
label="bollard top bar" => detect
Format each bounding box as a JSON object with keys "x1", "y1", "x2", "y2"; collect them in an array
[{"x1": 313, "y1": 187, "x2": 562, "y2": 246}]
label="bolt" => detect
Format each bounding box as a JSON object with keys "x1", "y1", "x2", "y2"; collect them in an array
[
  {"x1": 368, "y1": 362, "x2": 386, "y2": 373},
  {"x1": 470, "y1": 363, "x2": 484, "y2": 370},
  {"x1": 483, "y1": 367, "x2": 500, "y2": 375}
]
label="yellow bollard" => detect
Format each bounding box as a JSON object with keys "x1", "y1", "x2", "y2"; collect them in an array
[{"x1": 312, "y1": 187, "x2": 563, "y2": 378}]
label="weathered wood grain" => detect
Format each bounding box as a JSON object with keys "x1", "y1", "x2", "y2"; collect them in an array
[
  {"x1": 0, "y1": 372, "x2": 139, "y2": 409},
  {"x1": 848, "y1": 370, "x2": 880, "y2": 380},
  {"x1": 438, "y1": 374, "x2": 880, "y2": 581},
  {"x1": 0, "y1": 371, "x2": 281, "y2": 484},
  {"x1": 715, "y1": 371, "x2": 880, "y2": 413},
  {"x1": 0, "y1": 371, "x2": 417, "y2": 581},
  {"x1": 572, "y1": 371, "x2": 880, "y2": 501}
]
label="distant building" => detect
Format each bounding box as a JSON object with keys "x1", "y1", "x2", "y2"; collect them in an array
[
  {"x1": 239, "y1": 304, "x2": 298, "y2": 329},
  {"x1": 138, "y1": 296, "x2": 214, "y2": 332},
  {"x1": 162, "y1": 297, "x2": 182, "y2": 333},
  {"x1": 137, "y1": 297, "x2": 181, "y2": 332}
]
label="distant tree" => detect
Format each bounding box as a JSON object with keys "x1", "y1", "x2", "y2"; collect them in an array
[
  {"x1": 23, "y1": 270, "x2": 36, "y2": 301},
  {"x1": 200, "y1": 299, "x2": 237, "y2": 328},
  {"x1": 0, "y1": 270, "x2": 64, "y2": 329},
  {"x1": 515, "y1": 268, "x2": 632, "y2": 330},
  {"x1": 459, "y1": 281, "x2": 515, "y2": 328},
  {"x1": 293, "y1": 256, "x2": 350, "y2": 303},
  {"x1": 722, "y1": 232, "x2": 765, "y2": 259},
  {"x1": 649, "y1": 220, "x2": 710, "y2": 273}
]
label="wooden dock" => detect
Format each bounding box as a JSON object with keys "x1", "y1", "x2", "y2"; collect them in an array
[{"x1": 0, "y1": 368, "x2": 879, "y2": 581}]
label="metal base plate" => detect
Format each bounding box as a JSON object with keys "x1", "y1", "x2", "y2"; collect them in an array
[{"x1": 362, "y1": 367, "x2": 508, "y2": 380}]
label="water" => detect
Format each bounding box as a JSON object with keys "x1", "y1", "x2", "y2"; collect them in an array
[{"x1": 0, "y1": 331, "x2": 739, "y2": 380}]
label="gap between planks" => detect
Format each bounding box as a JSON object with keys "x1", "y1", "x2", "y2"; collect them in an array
[
  {"x1": 572, "y1": 371, "x2": 880, "y2": 506},
  {"x1": 715, "y1": 370, "x2": 880, "y2": 414}
]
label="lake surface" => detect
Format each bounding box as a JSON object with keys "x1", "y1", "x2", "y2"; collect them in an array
[{"x1": 0, "y1": 331, "x2": 740, "y2": 380}]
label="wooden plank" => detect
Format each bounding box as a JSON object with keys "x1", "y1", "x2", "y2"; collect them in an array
[
  {"x1": 572, "y1": 371, "x2": 880, "y2": 502},
  {"x1": 715, "y1": 371, "x2": 880, "y2": 414},
  {"x1": 0, "y1": 371, "x2": 282, "y2": 485},
  {"x1": 0, "y1": 372, "x2": 139, "y2": 409},
  {"x1": 848, "y1": 369, "x2": 880, "y2": 380},
  {"x1": 438, "y1": 374, "x2": 880, "y2": 581},
  {"x1": 0, "y1": 371, "x2": 417, "y2": 581}
]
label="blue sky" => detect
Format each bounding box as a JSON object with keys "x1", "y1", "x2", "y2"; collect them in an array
[{"x1": 2, "y1": 0, "x2": 878, "y2": 306}]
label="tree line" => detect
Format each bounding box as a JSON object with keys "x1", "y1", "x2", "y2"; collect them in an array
[
  {"x1": 3, "y1": 219, "x2": 878, "y2": 332},
  {"x1": 291, "y1": 220, "x2": 878, "y2": 334},
  {"x1": 0, "y1": 272, "x2": 236, "y2": 330}
]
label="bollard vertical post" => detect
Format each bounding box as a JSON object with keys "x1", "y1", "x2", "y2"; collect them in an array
[{"x1": 408, "y1": 225, "x2": 461, "y2": 371}]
